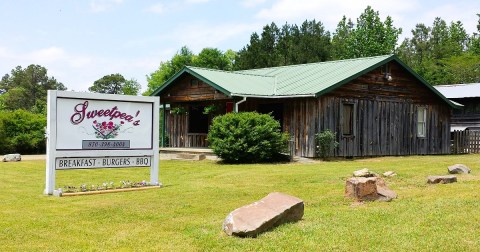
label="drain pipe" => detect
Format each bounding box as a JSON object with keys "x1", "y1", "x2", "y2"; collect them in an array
[{"x1": 234, "y1": 97, "x2": 247, "y2": 112}]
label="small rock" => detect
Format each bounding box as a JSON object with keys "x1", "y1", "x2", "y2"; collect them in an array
[
  {"x1": 427, "y1": 175, "x2": 457, "y2": 184},
  {"x1": 448, "y1": 164, "x2": 471, "y2": 174},
  {"x1": 223, "y1": 192, "x2": 304, "y2": 237},
  {"x1": 383, "y1": 171, "x2": 397, "y2": 177},
  {"x1": 353, "y1": 168, "x2": 375, "y2": 177},
  {"x1": 2, "y1": 153, "x2": 21, "y2": 162}
]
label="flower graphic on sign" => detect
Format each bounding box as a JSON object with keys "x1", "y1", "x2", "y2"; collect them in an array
[{"x1": 92, "y1": 120, "x2": 124, "y2": 139}]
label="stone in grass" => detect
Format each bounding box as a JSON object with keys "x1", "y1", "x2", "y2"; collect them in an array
[
  {"x1": 448, "y1": 164, "x2": 471, "y2": 174},
  {"x1": 345, "y1": 177, "x2": 397, "y2": 202},
  {"x1": 2, "y1": 153, "x2": 21, "y2": 162},
  {"x1": 427, "y1": 175, "x2": 457, "y2": 184},
  {"x1": 223, "y1": 192, "x2": 304, "y2": 237},
  {"x1": 353, "y1": 168, "x2": 376, "y2": 177},
  {"x1": 383, "y1": 171, "x2": 397, "y2": 177}
]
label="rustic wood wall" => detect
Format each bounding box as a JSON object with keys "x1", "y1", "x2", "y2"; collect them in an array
[{"x1": 282, "y1": 97, "x2": 450, "y2": 157}]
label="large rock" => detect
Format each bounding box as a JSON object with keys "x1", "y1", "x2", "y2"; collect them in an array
[
  {"x1": 223, "y1": 192, "x2": 304, "y2": 237},
  {"x1": 345, "y1": 177, "x2": 397, "y2": 202},
  {"x1": 448, "y1": 164, "x2": 471, "y2": 174},
  {"x1": 427, "y1": 175, "x2": 457, "y2": 184},
  {"x1": 2, "y1": 153, "x2": 21, "y2": 162}
]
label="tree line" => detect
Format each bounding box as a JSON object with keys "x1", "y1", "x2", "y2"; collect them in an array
[{"x1": 145, "y1": 6, "x2": 480, "y2": 94}]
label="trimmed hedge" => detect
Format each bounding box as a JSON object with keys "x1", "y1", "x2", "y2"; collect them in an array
[{"x1": 207, "y1": 112, "x2": 288, "y2": 163}]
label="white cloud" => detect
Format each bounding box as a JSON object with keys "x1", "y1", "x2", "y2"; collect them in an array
[
  {"x1": 255, "y1": 0, "x2": 419, "y2": 32},
  {"x1": 184, "y1": 0, "x2": 210, "y2": 4},
  {"x1": 168, "y1": 22, "x2": 261, "y2": 53},
  {"x1": 89, "y1": 0, "x2": 123, "y2": 12},
  {"x1": 145, "y1": 3, "x2": 165, "y2": 14},
  {"x1": 241, "y1": 0, "x2": 268, "y2": 8}
]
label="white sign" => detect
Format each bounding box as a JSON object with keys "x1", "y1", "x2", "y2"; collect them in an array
[
  {"x1": 56, "y1": 156, "x2": 152, "y2": 170},
  {"x1": 56, "y1": 98, "x2": 153, "y2": 150},
  {"x1": 45, "y1": 91, "x2": 160, "y2": 195}
]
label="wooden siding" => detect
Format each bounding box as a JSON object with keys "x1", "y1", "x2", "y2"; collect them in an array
[
  {"x1": 282, "y1": 97, "x2": 450, "y2": 157},
  {"x1": 160, "y1": 74, "x2": 229, "y2": 103}
]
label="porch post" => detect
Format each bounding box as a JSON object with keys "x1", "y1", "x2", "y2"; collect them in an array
[{"x1": 162, "y1": 103, "x2": 166, "y2": 147}]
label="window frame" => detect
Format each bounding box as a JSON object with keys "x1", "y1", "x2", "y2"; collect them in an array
[
  {"x1": 341, "y1": 102, "x2": 355, "y2": 137},
  {"x1": 417, "y1": 106, "x2": 427, "y2": 138}
]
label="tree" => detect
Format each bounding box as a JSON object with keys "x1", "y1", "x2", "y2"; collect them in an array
[
  {"x1": 0, "y1": 64, "x2": 66, "y2": 112},
  {"x1": 88, "y1": 73, "x2": 126, "y2": 94},
  {"x1": 398, "y1": 16, "x2": 478, "y2": 85},
  {"x1": 235, "y1": 20, "x2": 332, "y2": 69},
  {"x1": 194, "y1": 48, "x2": 233, "y2": 70},
  {"x1": 122, "y1": 78, "x2": 141, "y2": 95},
  {"x1": 332, "y1": 6, "x2": 402, "y2": 59},
  {"x1": 145, "y1": 46, "x2": 235, "y2": 95},
  {"x1": 0, "y1": 110, "x2": 47, "y2": 154}
]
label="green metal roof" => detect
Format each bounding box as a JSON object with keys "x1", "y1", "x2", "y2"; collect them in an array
[{"x1": 151, "y1": 54, "x2": 459, "y2": 108}]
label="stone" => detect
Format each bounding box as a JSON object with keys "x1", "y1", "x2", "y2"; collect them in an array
[
  {"x1": 345, "y1": 177, "x2": 378, "y2": 201},
  {"x1": 223, "y1": 192, "x2": 304, "y2": 237},
  {"x1": 353, "y1": 168, "x2": 375, "y2": 177},
  {"x1": 345, "y1": 177, "x2": 397, "y2": 202},
  {"x1": 383, "y1": 171, "x2": 397, "y2": 177},
  {"x1": 448, "y1": 164, "x2": 471, "y2": 174},
  {"x1": 2, "y1": 153, "x2": 21, "y2": 162},
  {"x1": 427, "y1": 175, "x2": 457, "y2": 184},
  {"x1": 175, "y1": 153, "x2": 206, "y2": 161},
  {"x1": 375, "y1": 177, "x2": 398, "y2": 201}
]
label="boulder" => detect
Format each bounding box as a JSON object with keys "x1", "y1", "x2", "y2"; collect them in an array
[
  {"x1": 383, "y1": 171, "x2": 397, "y2": 177},
  {"x1": 427, "y1": 175, "x2": 457, "y2": 184},
  {"x1": 223, "y1": 192, "x2": 304, "y2": 237},
  {"x1": 345, "y1": 177, "x2": 397, "y2": 202},
  {"x1": 2, "y1": 153, "x2": 21, "y2": 162},
  {"x1": 353, "y1": 168, "x2": 375, "y2": 177},
  {"x1": 448, "y1": 164, "x2": 471, "y2": 174}
]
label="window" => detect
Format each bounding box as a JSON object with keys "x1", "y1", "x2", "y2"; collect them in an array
[
  {"x1": 417, "y1": 106, "x2": 427, "y2": 137},
  {"x1": 342, "y1": 103, "x2": 354, "y2": 136}
]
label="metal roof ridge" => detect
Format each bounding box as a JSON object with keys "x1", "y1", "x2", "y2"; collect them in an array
[
  {"x1": 186, "y1": 65, "x2": 275, "y2": 78},
  {"x1": 235, "y1": 54, "x2": 393, "y2": 72}
]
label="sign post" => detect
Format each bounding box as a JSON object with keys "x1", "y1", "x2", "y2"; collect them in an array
[{"x1": 45, "y1": 91, "x2": 160, "y2": 195}]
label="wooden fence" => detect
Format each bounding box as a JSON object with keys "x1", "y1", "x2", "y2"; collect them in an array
[{"x1": 452, "y1": 130, "x2": 480, "y2": 154}]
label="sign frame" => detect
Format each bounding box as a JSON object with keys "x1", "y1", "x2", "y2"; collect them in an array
[{"x1": 44, "y1": 91, "x2": 160, "y2": 195}]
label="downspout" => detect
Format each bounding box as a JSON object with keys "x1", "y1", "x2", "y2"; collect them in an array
[
  {"x1": 161, "y1": 103, "x2": 166, "y2": 147},
  {"x1": 234, "y1": 97, "x2": 247, "y2": 113}
]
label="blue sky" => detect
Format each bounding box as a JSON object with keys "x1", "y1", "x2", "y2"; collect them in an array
[{"x1": 1, "y1": 0, "x2": 479, "y2": 93}]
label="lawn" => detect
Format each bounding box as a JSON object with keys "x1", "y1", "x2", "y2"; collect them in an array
[{"x1": 1, "y1": 155, "x2": 479, "y2": 251}]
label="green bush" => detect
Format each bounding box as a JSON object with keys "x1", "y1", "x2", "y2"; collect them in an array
[
  {"x1": 0, "y1": 110, "x2": 46, "y2": 154},
  {"x1": 315, "y1": 129, "x2": 339, "y2": 160},
  {"x1": 207, "y1": 112, "x2": 288, "y2": 163}
]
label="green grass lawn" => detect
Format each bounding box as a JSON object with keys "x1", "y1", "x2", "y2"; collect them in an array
[{"x1": 1, "y1": 155, "x2": 479, "y2": 251}]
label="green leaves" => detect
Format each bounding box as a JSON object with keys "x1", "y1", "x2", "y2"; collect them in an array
[
  {"x1": 0, "y1": 110, "x2": 46, "y2": 154},
  {"x1": 0, "y1": 64, "x2": 66, "y2": 112},
  {"x1": 207, "y1": 112, "x2": 288, "y2": 163}
]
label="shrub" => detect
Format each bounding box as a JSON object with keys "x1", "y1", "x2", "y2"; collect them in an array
[
  {"x1": 0, "y1": 110, "x2": 47, "y2": 154},
  {"x1": 207, "y1": 112, "x2": 288, "y2": 163},
  {"x1": 315, "y1": 129, "x2": 339, "y2": 160}
]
